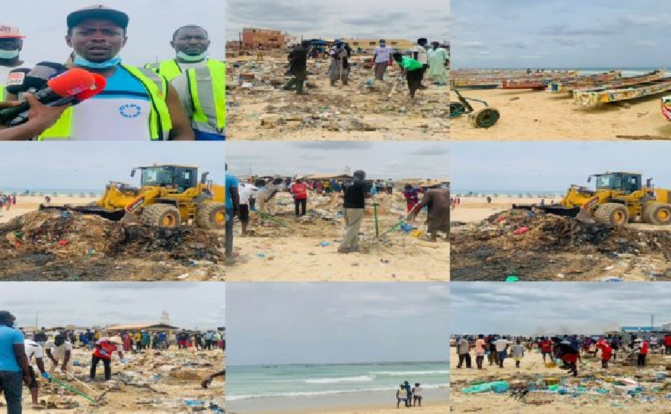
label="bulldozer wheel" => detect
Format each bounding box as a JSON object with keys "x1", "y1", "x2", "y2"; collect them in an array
[
  {"x1": 594, "y1": 203, "x2": 629, "y2": 227},
  {"x1": 196, "y1": 203, "x2": 227, "y2": 230},
  {"x1": 643, "y1": 203, "x2": 671, "y2": 225},
  {"x1": 469, "y1": 108, "x2": 500, "y2": 128},
  {"x1": 140, "y1": 204, "x2": 181, "y2": 228},
  {"x1": 449, "y1": 102, "x2": 466, "y2": 118}
]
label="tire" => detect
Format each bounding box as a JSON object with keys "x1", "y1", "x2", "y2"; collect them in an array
[
  {"x1": 140, "y1": 204, "x2": 181, "y2": 228},
  {"x1": 643, "y1": 203, "x2": 671, "y2": 225},
  {"x1": 594, "y1": 203, "x2": 629, "y2": 227},
  {"x1": 469, "y1": 108, "x2": 500, "y2": 128},
  {"x1": 196, "y1": 203, "x2": 227, "y2": 230},
  {"x1": 449, "y1": 102, "x2": 466, "y2": 118}
]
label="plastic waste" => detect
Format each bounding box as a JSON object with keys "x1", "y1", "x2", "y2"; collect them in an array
[{"x1": 462, "y1": 381, "x2": 509, "y2": 394}]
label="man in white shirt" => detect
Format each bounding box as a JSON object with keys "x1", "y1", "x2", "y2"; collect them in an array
[
  {"x1": 372, "y1": 39, "x2": 393, "y2": 81},
  {"x1": 238, "y1": 182, "x2": 258, "y2": 236},
  {"x1": 45, "y1": 334, "x2": 73, "y2": 376},
  {"x1": 257, "y1": 176, "x2": 283, "y2": 216},
  {"x1": 494, "y1": 337, "x2": 510, "y2": 368},
  {"x1": 24, "y1": 338, "x2": 50, "y2": 407},
  {"x1": 0, "y1": 25, "x2": 31, "y2": 100},
  {"x1": 412, "y1": 38, "x2": 429, "y2": 90}
]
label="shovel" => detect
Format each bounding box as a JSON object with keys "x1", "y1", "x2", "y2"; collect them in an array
[
  {"x1": 257, "y1": 211, "x2": 291, "y2": 229},
  {"x1": 388, "y1": 75, "x2": 403, "y2": 98},
  {"x1": 51, "y1": 377, "x2": 100, "y2": 405}
]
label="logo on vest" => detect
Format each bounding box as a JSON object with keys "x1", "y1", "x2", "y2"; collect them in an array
[{"x1": 119, "y1": 104, "x2": 142, "y2": 118}]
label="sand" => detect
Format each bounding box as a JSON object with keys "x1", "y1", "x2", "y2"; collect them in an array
[
  {"x1": 227, "y1": 53, "x2": 449, "y2": 141},
  {"x1": 226, "y1": 192, "x2": 449, "y2": 281},
  {"x1": 0, "y1": 195, "x2": 95, "y2": 224},
  {"x1": 450, "y1": 347, "x2": 671, "y2": 413},
  {"x1": 271, "y1": 403, "x2": 449, "y2": 414},
  {"x1": 450, "y1": 88, "x2": 671, "y2": 141}
]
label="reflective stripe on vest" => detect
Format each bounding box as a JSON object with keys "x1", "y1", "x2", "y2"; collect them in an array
[
  {"x1": 0, "y1": 86, "x2": 5, "y2": 101},
  {"x1": 186, "y1": 60, "x2": 226, "y2": 132},
  {"x1": 38, "y1": 65, "x2": 172, "y2": 141},
  {"x1": 155, "y1": 59, "x2": 183, "y2": 82}
]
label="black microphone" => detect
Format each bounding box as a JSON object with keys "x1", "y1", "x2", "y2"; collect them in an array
[
  {"x1": 9, "y1": 62, "x2": 68, "y2": 97},
  {"x1": 4, "y1": 68, "x2": 31, "y2": 96},
  {"x1": 0, "y1": 69, "x2": 96, "y2": 125}
]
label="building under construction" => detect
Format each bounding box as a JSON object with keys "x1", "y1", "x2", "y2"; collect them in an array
[{"x1": 241, "y1": 27, "x2": 286, "y2": 50}]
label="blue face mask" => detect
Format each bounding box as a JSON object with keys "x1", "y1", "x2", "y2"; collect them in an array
[
  {"x1": 177, "y1": 51, "x2": 208, "y2": 62},
  {"x1": 74, "y1": 54, "x2": 121, "y2": 69},
  {"x1": 0, "y1": 49, "x2": 19, "y2": 59}
]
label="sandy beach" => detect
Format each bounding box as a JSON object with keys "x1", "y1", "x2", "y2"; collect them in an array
[
  {"x1": 226, "y1": 192, "x2": 449, "y2": 281},
  {"x1": 450, "y1": 346, "x2": 671, "y2": 413},
  {"x1": 450, "y1": 88, "x2": 671, "y2": 141},
  {"x1": 227, "y1": 53, "x2": 449, "y2": 141}
]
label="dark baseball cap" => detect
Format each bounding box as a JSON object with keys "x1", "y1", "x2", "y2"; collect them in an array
[{"x1": 67, "y1": 5, "x2": 129, "y2": 30}]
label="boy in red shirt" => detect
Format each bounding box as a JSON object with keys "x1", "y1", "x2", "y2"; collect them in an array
[
  {"x1": 595, "y1": 339, "x2": 613, "y2": 369},
  {"x1": 540, "y1": 337, "x2": 553, "y2": 363},
  {"x1": 637, "y1": 339, "x2": 649, "y2": 367}
]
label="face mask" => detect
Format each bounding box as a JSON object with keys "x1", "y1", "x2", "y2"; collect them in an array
[
  {"x1": 74, "y1": 54, "x2": 121, "y2": 69},
  {"x1": 0, "y1": 49, "x2": 19, "y2": 59},
  {"x1": 177, "y1": 51, "x2": 208, "y2": 62}
]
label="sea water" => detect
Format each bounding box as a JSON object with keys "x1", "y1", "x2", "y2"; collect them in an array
[{"x1": 227, "y1": 361, "x2": 449, "y2": 412}]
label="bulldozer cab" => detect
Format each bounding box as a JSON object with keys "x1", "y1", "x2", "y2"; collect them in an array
[
  {"x1": 133, "y1": 166, "x2": 198, "y2": 193},
  {"x1": 593, "y1": 173, "x2": 642, "y2": 195}
]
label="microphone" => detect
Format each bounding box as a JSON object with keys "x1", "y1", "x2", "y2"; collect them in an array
[
  {"x1": 4, "y1": 68, "x2": 32, "y2": 95},
  {"x1": 73, "y1": 73, "x2": 107, "y2": 102},
  {"x1": 8, "y1": 62, "x2": 68, "y2": 96},
  {"x1": 0, "y1": 68, "x2": 99, "y2": 125}
]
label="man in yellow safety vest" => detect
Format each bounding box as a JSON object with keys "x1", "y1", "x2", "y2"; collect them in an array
[
  {"x1": 0, "y1": 25, "x2": 30, "y2": 101},
  {"x1": 147, "y1": 25, "x2": 225, "y2": 140}
]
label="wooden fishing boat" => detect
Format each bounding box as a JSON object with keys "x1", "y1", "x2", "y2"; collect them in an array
[
  {"x1": 547, "y1": 71, "x2": 622, "y2": 93},
  {"x1": 574, "y1": 75, "x2": 671, "y2": 106}
]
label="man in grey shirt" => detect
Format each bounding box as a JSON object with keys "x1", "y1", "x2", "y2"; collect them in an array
[{"x1": 456, "y1": 336, "x2": 472, "y2": 369}]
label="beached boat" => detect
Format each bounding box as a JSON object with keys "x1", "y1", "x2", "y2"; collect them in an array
[
  {"x1": 452, "y1": 71, "x2": 576, "y2": 90},
  {"x1": 574, "y1": 75, "x2": 671, "y2": 106},
  {"x1": 547, "y1": 71, "x2": 622, "y2": 93}
]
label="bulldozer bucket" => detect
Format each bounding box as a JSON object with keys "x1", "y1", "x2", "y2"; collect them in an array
[{"x1": 39, "y1": 204, "x2": 127, "y2": 221}]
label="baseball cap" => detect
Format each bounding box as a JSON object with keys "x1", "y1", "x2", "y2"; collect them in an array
[
  {"x1": 67, "y1": 5, "x2": 129, "y2": 30},
  {"x1": 0, "y1": 25, "x2": 26, "y2": 39}
]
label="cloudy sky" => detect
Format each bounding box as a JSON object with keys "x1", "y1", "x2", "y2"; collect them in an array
[
  {"x1": 0, "y1": 142, "x2": 225, "y2": 191},
  {"x1": 452, "y1": 283, "x2": 671, "y2": 336},
  {"x1": 452, "y1": 0, "x2": 671, "y2": 68},
  {"x1": 227, "y1": 283, "x2": 449, "y2": 366},
  {"x1": 7, "y1": 0, "x2": 225, "y2": 66},
  {"x1": 3, "y1": 282, "x2": 225, "y2": 329},
  {"x1": 227, "y1": 0, "x2": 449, "y2": 43},
  {"x1": 227, "y1": 142, "x2": 450, "y2": 180},
  {"x1": 451, "y1": 142, "x2": 671, "y2": 193}
]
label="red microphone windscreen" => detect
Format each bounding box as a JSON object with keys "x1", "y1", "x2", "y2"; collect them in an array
[
  {"x1": 75, "y1": 73, "x2": 107, "y2": 101},
  {"x1": 46, "y1": 68, "x2": 95, "y2": 97}
]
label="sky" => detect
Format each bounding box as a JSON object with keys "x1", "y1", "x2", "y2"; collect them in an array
[
  {"x1": 227, "y1": 283, "x2": 449, "y2": 366},
  {"x1": 6, "y1": 0, "x2": 225, "y2": 66},
  {"x1": 226, "y1": 142, "x2": 450, "y2": 180},
  {"x1": 0, "y1": 142, "x2": 225, "y2": 191},
  {"x1": 451, "y1": 283, "x2": 671, "y2": 336},
  {"x1": 452, "y1": 0, "x2": 671, "y2": 68},
  {"x1": 2, "y1": 282, "x2": 225, "y2": 329},
  {"x1": 227, "y1": 0, "x2": 449, "y2": 43},
  {"x1": 451, "y1": 142, "x2": 671, "y2": 192}
]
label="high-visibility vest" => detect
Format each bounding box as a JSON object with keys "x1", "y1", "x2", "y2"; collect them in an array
[
  {"x1": 147, "y1": 58, "x2": 223, "y2": 82},
  {"x1": 185, "y1": 62, "x2": 226, "y2": 133},
  {"x1": 38, "y1": 65, "x2": 172, "y2": 141},
  {"x1": 0, "y1": 86, "x2": 5, "y2": 101}
]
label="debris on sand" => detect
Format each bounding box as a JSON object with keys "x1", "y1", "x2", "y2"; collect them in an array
[
  {"x1": 451, "y1": 209, "x2": 671, "y2": 281},
  {"x1": 0, "y1": 211, "x2": 225, "y2": 281}
]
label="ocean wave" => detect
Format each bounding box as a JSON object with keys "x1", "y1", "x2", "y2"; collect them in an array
[
  {"x1": 228, "y1": 383, "x2": 448, "y2": 401},
  {"x1": 370, "y1": 370, "x2": 450, "y2": 376},
  {"x1": 304, "y1": 375, "x2": 375, "y2": 384}
]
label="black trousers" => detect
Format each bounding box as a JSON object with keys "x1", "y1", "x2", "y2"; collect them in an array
[
  {"x1": 638, "y1": 354, "x2": 647, "y2": 366},
  {"x1": 295, "y1": 199, "x2": 306, "y2": 216},
  {"x1": 90, "y1": 356, "x2": 112, "y2": 380},
  {"x1": 457, "y1": 353, "x2": 471, "y2": 368}
]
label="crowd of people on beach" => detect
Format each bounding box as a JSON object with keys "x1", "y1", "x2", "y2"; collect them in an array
[
  {"x1": 225, "y1": 166, "x2": 451, "y2": 262},
  {"x1": 455, "y1": 333, "x2": 670, "y2": 376},
  {"x1": 395, "y1": 380, "x2": 424, "y2": 408},
  {"x1": 282, "y1": 37, "x2": 448, "y2": 99}
]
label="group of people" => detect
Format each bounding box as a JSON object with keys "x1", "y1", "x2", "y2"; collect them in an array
[
  {"x1": 0, "y1": 193, "x2": 15, "y2": 210},
  {"x1": 0, "y1": 5, "x2": 225, "y2": 141},
  {"x1": 455, "y1": 333, "x2": 667, "y2": 377},
  {"x1": 284, "y1": 37, "x2": 448, "y2": 100},
  {"x1": 395, "y1": 380, "x2": 423, "y2": 408}
]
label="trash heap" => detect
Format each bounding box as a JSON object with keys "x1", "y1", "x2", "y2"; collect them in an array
[
  {"x1": 451, "y1": 209, "x2": 671, "y2": 281},
  {"x1": 226, "y1": 54, "x2": 449, "y2": 137},
  {"x1": 0, "y1": 211, "x2": 225, "y2": 280},
  {"x1": 455, "y1": 353, "x2": 671, "y2": 410}
]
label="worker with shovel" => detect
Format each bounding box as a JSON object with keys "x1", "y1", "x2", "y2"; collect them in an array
[
  {"x1": 89, "y1": 336, "x2": 124, "y2": 382},
  {"x1": 338, "y1": 170, "x2": 371, "y2": 254},
  {"x1": 391, "y1": 52, "x2": 425, "y2": 100},
  {"x1": 328, "y1": 40, "x2": 351, "y2": 87},
  {"x1": 409, "y1": 180, "x2": 450, "y2": 242},
  {"x1": 24, "y1": 337, "x2": 51, "y2": 409}
]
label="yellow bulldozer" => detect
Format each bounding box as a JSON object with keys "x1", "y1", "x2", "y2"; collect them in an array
[
  {"x1": 41, "y1": 165, "x2": 226, "y2": 229},
  {"x1": 516, "y1": 172, "x2": 671, "y2": 227}
]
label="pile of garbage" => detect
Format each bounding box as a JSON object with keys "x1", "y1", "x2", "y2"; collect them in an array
[
  {"x1": 0, "y1": 211, "x2": 225, "y2": 280},
  {"x1": 451, "y1": 209, "x2": 671, "y2": 281},
  {"x1": 226, "y1": 55, "x2": 449, "y2": 137}
]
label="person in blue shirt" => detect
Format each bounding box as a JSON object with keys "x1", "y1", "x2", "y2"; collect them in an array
[
  {"x1": 225, "y1": 164, "x2": 240, "y2": 262},
  {"x1": 0, "y1": 311, "x2": 31, "y2": 414}
]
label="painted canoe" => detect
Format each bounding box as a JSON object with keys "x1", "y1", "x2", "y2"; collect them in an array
[
  {"x1": 574, "y1": 76, "x2": 671, "y2": 106},
  {"x1": 547, "y1": 71, "x2": 622, "y2": 93}
]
